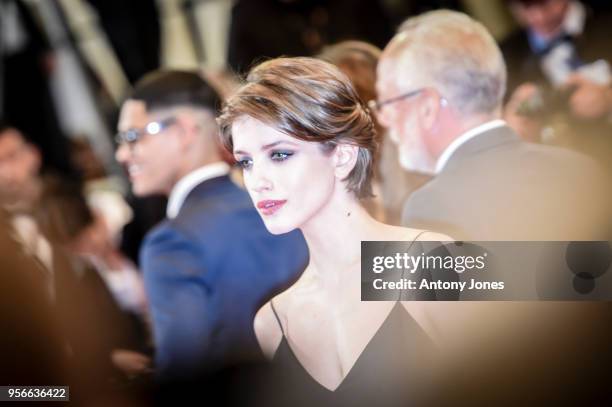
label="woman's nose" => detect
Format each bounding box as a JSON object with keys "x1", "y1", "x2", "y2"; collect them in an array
[{"x1": 249, "y1": 164, "x2": 273, "y2": 193}]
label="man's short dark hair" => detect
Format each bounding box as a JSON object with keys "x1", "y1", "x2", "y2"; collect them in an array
[{"x1": 130, "y1": 70, "x2": 222, "y2": 113}]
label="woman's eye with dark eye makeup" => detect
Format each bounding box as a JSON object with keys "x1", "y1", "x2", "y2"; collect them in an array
[
  {"x1": 270, "y1": 151, "x2": 294, "y2": 161},
  {"x1": 236, "y1": 158, "x2": 253, "y2": 170}
]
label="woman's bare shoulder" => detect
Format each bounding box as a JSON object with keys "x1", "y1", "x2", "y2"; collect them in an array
[
  {"x1": 254, "y1": 300, "x2": 283, "y2": 360},
  {"x1": 254, "y1": 267, "x2": 316, "y2": 359}
]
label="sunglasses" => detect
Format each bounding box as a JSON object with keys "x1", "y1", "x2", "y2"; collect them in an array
[{"x1": 115, "y1": 117, "x2": 177, "y2": 145}]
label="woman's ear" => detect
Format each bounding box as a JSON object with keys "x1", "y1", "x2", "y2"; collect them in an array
[{"x1": 333, "y1": 143, "x2": 359, "y2": 179}]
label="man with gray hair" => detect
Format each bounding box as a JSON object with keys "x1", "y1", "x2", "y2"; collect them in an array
[
  {"x1": 375, "y1": 11, "x2": 612, "y2": 405},
  {"x1": 375, "y1": 9, "x2": 609, "y2": 240}
]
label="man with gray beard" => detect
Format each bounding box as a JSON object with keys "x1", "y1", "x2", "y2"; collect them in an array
[
  {"x1": 374, "y1": 10, "x2": 609, "y2": 241},
  {"x1": 374, "y1": 10, "x2": 612, "y2": 406}
]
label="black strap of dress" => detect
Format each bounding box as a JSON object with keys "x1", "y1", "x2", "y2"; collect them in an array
[
  {"x1": 397, "y1": 230, "x2": 427, "y2": 301},
  {"x1": 270, "y1": 301, "x2": 285, "y2": 336}
]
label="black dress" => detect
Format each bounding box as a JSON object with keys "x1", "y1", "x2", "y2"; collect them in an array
[{"x1": 258, "y1": 301, "x2": 437, "y2": 407}]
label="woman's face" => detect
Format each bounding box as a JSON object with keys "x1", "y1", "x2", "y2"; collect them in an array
[{"x1": 232, "y1": 116, "x2": 336, "y2": 234}]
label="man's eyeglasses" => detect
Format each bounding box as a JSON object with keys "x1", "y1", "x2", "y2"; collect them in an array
[
  {"x1": 368, "y1": 88, "x2": 424, "y2": 113},
  {"x1": 115, "y1": 117, "x2": 177, "y2": 145}
]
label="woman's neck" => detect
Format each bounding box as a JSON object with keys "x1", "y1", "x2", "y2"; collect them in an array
[{"x1": 300, "y1": 187, "x2": 380, "y2": 289}]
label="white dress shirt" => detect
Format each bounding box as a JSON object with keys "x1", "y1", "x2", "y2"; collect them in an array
[
  {"x1": 435, "y1": 119, "x2": 507, "y2": 174},
  {"x1": 166, "y1": 162, "x2": 231, "y2": 219}
]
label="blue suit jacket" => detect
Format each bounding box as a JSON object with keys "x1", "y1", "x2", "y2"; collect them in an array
[{"x1": 140, "y1": 175, "x2": 308, "y2": 379}]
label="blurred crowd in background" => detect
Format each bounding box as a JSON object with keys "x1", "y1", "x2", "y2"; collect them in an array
[{"x1": 1, "y1": 0, "x2": 611, "y2": 405}]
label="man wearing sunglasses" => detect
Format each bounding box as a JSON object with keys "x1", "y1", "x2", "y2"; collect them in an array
[
  {"x1": 375, "y1": 10, "x2": 609, "y2": 241},
  {"x1": 115, "y1": 70, "x2": 308, "y2": 381}
]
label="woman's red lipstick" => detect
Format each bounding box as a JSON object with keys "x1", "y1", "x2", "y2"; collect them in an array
[{"x1": 256, "y1": 200, "x2": 287, "y2": 216}]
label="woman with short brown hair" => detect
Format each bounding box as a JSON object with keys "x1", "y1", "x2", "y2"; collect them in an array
[{"x1": 218, "y1": 57, "x2": 448, "y2": 405}]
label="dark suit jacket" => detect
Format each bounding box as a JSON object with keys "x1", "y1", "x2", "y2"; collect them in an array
[
  {"x1": 141, "y1": 175, "x2": 308, "y2": 379},
  {"x1": 500, "y1": 9, "x2": 612, "y2": 166},
  {"x1": 402, "y1": 125, "x2": 610, "y2": 240},
  {"x1": 501, "y1": 6, "x2": 612, "y2": 96}
]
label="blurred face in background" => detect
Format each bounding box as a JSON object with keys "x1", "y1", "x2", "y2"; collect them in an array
[
  {"x1": 115, "y1": 100, "x2": 182, "y2": 196},
  {"x1": 231, "y1": 116, "x2": 337, "y2": 235},
  {"x1": 375, "y1": 60, "x2": 437, "y2": 175},
  {"x1": 69, "y1": 211, "x2": 114, "y2": 257},
  {"x1": 0, "y1": 128, "x2": 41, "y2": 206},
  {"x1": 510, "y1": 0, "x2": 570, "y2": 39}
]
